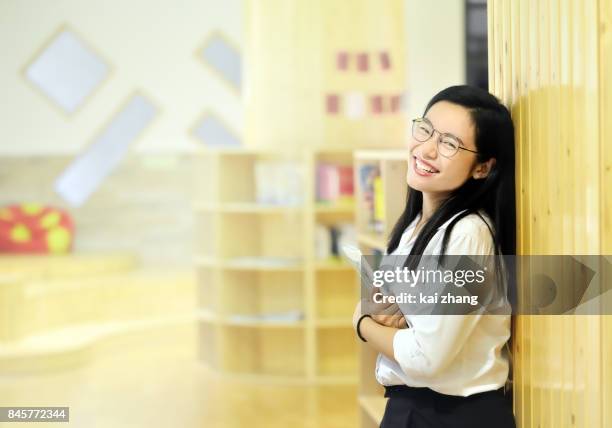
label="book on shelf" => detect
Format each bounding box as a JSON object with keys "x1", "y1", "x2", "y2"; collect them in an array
[
  {"x1": 315, "y1": 222, "x2": 356, "y2": 261},
  {"x1": 358, "y1": 164, "x2": 384, "y2": 233},
  {"x1": 316, "y1": 163, "x2": 354, "y2": 204},
  {"x1": 255, "y1": 160, "x2": 304, "y2": 206},
  {"x1": 373, "y1": 175, "x2": 385, "y2": 228}
]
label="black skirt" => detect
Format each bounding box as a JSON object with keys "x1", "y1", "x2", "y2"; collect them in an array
[{"x1": 380, "y1": 385, "x2": 516, "y2": 428}]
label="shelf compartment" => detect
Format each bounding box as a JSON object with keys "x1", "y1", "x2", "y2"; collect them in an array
[
  {"x1": 317, "y1": 328, "x2": 358, "y2": 376},
  {"x1": 196, "y1": 265, "x2": 217, "y2": 313},
  {"x1": 314, "y1": 151, "x2": 355, "y2": 212},
  {"x1": 220, "y1": 270, "x2": 304, "y2": 321},
  {"x1": 216, "y1": 212, "x2": 304, "y2": 260},
  {"x1": 194, "y1": 211, "x2": 217, "y2": 258},
  {"x1": 315, "y1": 270, "x2": 357, "y2": 321},
  {"x1": 220, "y1": 326, "x2": 305, "y2": 376},
  {"x1": 197, "y1": 322, "x2": 218, "y2": 369},
  {"x1": 212, "y1": 152, "x2": 305, "y2": 205},
  {"x1": 217, "y1": 154, "x2": 258, "y2": 204},
  {"x1": 354, "y1": 151, "x2": 408, "y2": 241}
]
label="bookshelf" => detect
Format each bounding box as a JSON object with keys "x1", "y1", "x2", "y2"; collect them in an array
[
  {"x1": 194, "y1": 147, "x2": 359, "y2": 385},
  {"x1": 354, "y1": 149, "x2": 409, "y2": 427}
]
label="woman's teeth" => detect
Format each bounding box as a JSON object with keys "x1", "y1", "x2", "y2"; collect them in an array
[{"x1": 415, "y1": 158, "x2": 438, "y2": 173}]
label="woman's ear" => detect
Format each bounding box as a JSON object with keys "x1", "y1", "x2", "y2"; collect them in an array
[{"x1": 472, "y1": 158, "x2": 496, "y2": 180}]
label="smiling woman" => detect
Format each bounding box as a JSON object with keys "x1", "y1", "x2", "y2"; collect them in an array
[{"x1": 353, "y1": 85, "x2": 517, "y2": 428}]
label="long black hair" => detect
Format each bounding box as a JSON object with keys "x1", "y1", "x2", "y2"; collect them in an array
[{"x1": 387, "y1": 85, "x2": 516, "y2": 262}]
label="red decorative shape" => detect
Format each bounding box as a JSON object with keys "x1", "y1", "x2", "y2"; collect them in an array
[
  {"x1": 336, "y1": 51, "x2": 349, "y2": 70},
  {"x1": 357, "y1": 53, "x2": 369, "y2": 72},
  {"x1": 390, "y1": 94, "x2": 402, "y2": 112},
  {"x1": 371, "y1": 95, "x2": 384, "y2": 114},
  {"x1": 0, "y1": 204, "x2": 74, "y2": 254},
  {"x1": 326, "y1": 94, "x2": 340, "y2": 114},
  {"x1": 379, "y1": 51, "x2": 391, "y2": 70}
]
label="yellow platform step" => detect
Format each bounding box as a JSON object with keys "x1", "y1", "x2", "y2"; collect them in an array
[
  {"x1": 0, "y1": 314, "x2": 198, "y2": 373},
  {"x1": 0, "y1": 252, "x2": 138, "y2": 280},
  {"x1": 0, "y1": 266, "x2": 197, "y2": 374},
  {"x1": 21, "y1": 269, "x2": 196, "y2": 336}
]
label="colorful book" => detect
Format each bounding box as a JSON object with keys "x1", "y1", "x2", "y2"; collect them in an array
[{"x1": 316, "y1": 163, "x2": 354, "y2": 203}]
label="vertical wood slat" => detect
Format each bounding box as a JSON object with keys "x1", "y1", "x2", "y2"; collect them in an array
[
  {"x1": 489, "y1": 0, "x2": 609, "y2": 426},
  {"x1": 508, "y1": 0, "x2": 522, "y2": 425},
  {"x1": 600, "y1": 1, "x2": 612, "y2": 428},
  {"x1": 559, "y1": 1, "x2": 574, "y2": 424}
]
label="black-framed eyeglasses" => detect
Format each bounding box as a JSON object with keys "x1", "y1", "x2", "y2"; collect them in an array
[{"x1": 411, "y1": 117, "x2": 479, "y2": 158}]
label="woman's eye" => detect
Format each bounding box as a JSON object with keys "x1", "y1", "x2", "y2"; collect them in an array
[{"x1": 442, "y1": 139, "x2": 458, "y2": 149}]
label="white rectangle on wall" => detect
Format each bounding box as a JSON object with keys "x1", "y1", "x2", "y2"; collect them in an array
[{"x1": 55, "y1": 94, "x2": 157, "y2": 206}]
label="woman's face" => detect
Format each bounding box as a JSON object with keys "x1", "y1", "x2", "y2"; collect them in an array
[{"x1": 406, "y1": 101, "x2": 485, "y2": 198}]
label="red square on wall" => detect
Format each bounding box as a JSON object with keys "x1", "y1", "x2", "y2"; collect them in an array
[
  {"x1": 357, "y1": 53, "x2": 369, "y2": 72},
  {"x1": 371, "y1": 95, "x2": 383, "y2": 114},
  {"x1": 326, "y1": 94, "x2": 340, "y2": 114},
  {"x1": 390, "y1": 94, "x2": 402, "y2": 112},
  {"x1": 379, "y1": 51, "x2": 391, "y2": 70},
  {"x1": 336, "y1": 51, "x2": 349, "y2": 70}
]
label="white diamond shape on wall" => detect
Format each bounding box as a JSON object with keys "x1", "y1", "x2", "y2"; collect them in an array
[
  {"x1": 24, "y1": 27, "x2": 110, "y2": 114},
  {"x1": 198, "y1": 33, "x2": 241, "y2": 92},
  {"x1": 191, "y1": 113, "x2": 241, "y2": 147}
]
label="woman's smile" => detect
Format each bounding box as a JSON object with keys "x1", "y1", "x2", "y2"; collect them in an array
[{"x1": 412, "y1": 155, "x2": 440, "y2": 176}]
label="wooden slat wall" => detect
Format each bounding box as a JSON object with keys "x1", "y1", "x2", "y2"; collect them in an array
[{"x1": 488, "y1": 1, "x2": 611, "y2": 427}]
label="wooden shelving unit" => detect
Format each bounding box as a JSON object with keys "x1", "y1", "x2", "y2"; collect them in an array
[
  {"x1": 194, "y1": 147, "x2": 359, "y2": 385},
  {"x1": 354, "y1": 149, "x2": 409, "y2": 427}
]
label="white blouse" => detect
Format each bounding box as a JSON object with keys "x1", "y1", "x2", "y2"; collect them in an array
[{"x1": 375, "y1": 209, "x2": 512, "y2": 397}]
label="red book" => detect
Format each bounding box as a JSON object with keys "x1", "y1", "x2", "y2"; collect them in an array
[
  {"x1": 338, "y1": 166, "x2": 354, "y2": 197},
  {"x1": 317, "y1": 164, "x2": 339, "y2": 202}
]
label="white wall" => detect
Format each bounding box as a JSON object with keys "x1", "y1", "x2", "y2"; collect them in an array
[
  {"x1": 0, "y1": 0, "x2": 242, "y2": 155},
  {"x1": 0, "y1": 0, "x2": 465, "y2": 156},
  {"x1": 404, "y1": 0, "x2": 466, "y2": 120}
]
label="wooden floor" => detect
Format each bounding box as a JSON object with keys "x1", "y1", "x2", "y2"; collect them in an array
[{"x1": 0, "y1": 322, "x2": 358, "y2": 428}]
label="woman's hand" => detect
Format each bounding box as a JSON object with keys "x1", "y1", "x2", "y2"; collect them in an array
[
  {"x1": 364, "y1": 282, "x2": 408, "y2": 329},
  {"x1": 352, "y1": 299, "x2": 408, "y2": 331},
  {"x1": 372, "y1": 308, "x2": 408, "y2": 329}
]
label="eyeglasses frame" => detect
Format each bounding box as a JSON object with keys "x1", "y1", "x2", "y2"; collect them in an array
[{"x1": 411, "y1": 117, "x2": 479, "y2": 158}]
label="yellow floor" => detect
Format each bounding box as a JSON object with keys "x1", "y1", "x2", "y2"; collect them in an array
[{"x1": 0, "y1": 322, "x2": 358, "y2": 428}]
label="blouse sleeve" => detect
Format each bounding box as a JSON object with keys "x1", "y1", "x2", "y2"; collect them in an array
[{"x1": 392, "y1": 222, "x2": 495, "y2": 379}]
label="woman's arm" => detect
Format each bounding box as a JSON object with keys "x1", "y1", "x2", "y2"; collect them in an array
[
  {"x1": 354, "y1": 225, "x2": 495, "y2": 378},
  {"x1": 352, "y1": 301, "x2": 405, "y2": 362},
  {"x1": 359, "y1": 316, "x2": 399, "y2": 361}
]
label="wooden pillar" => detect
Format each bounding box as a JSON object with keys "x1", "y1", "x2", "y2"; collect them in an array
[{"x1": 488, "y1": 1, "x2": 612, "y2": 426}]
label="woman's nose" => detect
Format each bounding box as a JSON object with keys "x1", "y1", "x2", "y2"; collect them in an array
[{"x1": 421, "y1": 135, "x2": 439, "y2": 159}]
